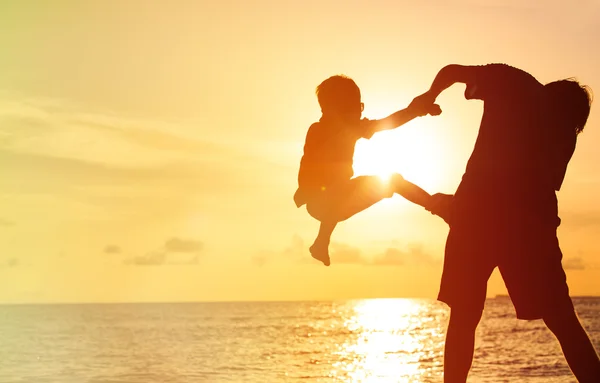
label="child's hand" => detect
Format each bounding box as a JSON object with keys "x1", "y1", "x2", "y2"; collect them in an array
[
  {"x1": 409, "y1": 92, "x2": 442, "y2": 117},
  {"x1": 427, "y1": 104, "x2": 442, "y2": 116}
]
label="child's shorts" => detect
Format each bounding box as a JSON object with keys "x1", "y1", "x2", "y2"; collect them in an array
[{"x1": 306, "y1": 176, "x2": 394, "y2": 222}]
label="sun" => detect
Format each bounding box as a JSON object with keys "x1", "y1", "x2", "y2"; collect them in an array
[{"x1": 353, "y1": 118, "x2": 445, "y2": 193}]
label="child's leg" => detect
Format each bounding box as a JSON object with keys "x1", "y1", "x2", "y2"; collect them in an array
[
  {"x1": 306, "y1": 177, "x2": 390, "y2": 267},
  {"x1": 392, "y1": 175, "x2": 454, "y2": 224},
  {"x1": 391, "y1": 173, "x2": 432, "y2": 208},
  {"x1": 307, "y1": 177, "x2": 444, "y2": 267},
  {"x1": 310, "y1": 221, "x2": 336, "y2": 266}
]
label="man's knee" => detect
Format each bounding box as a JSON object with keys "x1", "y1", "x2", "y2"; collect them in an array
[
  {"x1": 449, "y1": 305, "x2": 484, "y2": 331},
  {"x1": 543, "y1": 305, "x2": 579, "y2": 335}
]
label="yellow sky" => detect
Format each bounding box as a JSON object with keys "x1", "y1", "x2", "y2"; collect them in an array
[{"x1": 1, "y1": 0, "x2": 600, "y2": 303}]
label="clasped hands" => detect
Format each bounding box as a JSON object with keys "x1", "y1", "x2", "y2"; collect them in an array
[{"x1": 408, "y1": 91, "x2": 442, "y2": 118}]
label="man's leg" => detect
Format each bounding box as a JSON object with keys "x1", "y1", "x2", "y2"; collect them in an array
[
  {"x1": 501, "y1": 217, "x2": 600, "y2": 382},
  {"x1": 438, "y1": 224, "x2": 494, "y2": 383},
  {"x1": 543, "y1": 307, "x2": 600, "y2": 382},
  {"x1": 444, "y1": 306, "x2": 484, "y2": 383}
]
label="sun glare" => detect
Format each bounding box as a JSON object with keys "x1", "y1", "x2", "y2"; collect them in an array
[
  {"x1": 353, "y1": 118, "x2": 445, "y2": 193},
  {"x1": 331, "y1": 299, "x2": 446, "y2": 382}
]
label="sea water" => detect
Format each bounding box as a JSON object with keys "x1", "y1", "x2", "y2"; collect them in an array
[{"x1": 0, "y1": 297, "x2": 598, "y2": 382}]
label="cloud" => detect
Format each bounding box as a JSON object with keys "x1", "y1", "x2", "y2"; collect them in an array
[
  {"x1": 125, "y1": 251, "x2": 166, "y2": 266},
  {"x1": 252, "y1": 234, "x2": 306, "y2": 267},
  {"x1": 457, "y1": 0, "x2": 538, "y2": 11},
  {"x1": 164, "y1": 237, "x2": 203, "y2": 253},
  {"x1": 0, "y1": 218, "x2": 15, "y2": 227},
  {"x1": 0, "y1": 97, "x2": 283, "y2": 205},
  {"x1": 0, "y1": 96, "x2": 234, "y2": 159},
  {"x1": 0, "y1": 149, "x2": 155, "y2": 189},
  {"x1": 104, "y1": 245, "x2": 121, "y2": 254},
  {"x1": 1, "y1": 257, "x2": 19, "y2": 268},
  {"x1": 124, "y1": 237, "x2": 204, "y2": 266},
  {"x1": 256, "y1": 235, "x2": 438, "y2": 267},
  {"x1": 323, "y1": 242, "x2": 437, "y2": 267},
  {"x1": 372, "y1": 245, "x2": 436, "y2": 266},
  {"x1": 252, "y1": 253, "x2": 269, "y2": 267},
  {"x1": 283, "y1": 234, "x2": 304, "y2": 258},
  {"x1": 328, "y1": 243, "x2": 437, "y2": 267},
  {"x1": 0, "y1": 148, "x2": 255, "y2": 219},
  {"x1": 560, "y1": 212, "x2": 600, "y2": 230},
  {"x1": 72, "y1": 115, "x2": 226, "y2": 156},
  {"x1": 168, "y1": 254, "x2": 200, "y2": 265},
  {"x1": 330, "y1": 243, "x2": 366, "y2": 264},
  {"x1": 372, "y1": 248, "x2": 410, "y2": 266},
  {"x1": 125, "y1": 251, "x2": 200, "y2": 266},
  {"x1": 0, "y1": 148, "x2": 230, "y2": 189},
  {"x1": 563, "y1": 257, "x2": 586, "y2": 270}
]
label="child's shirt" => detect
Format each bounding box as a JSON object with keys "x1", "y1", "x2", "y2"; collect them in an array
[{"x1": 293, "y1": 116, "x2": 377, "y2": 207}]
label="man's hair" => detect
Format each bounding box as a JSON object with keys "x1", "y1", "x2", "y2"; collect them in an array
[
  {"x1": 315, "y1": 75, "x2": 361, "y2": 114},
  {"x1": 545, "y1": 79, "x2": 593, "y2": 135}
]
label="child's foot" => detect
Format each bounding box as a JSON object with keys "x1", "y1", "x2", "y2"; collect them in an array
[
  {"x1": 309, "y1": 242, "x2": 331, "y2": 266},
  {"x1": 426, "y1": 193, "x2": 454, "y2": 225}
]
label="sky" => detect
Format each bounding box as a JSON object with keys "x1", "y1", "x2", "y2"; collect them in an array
[{"x1": 1, "y1": 0, "x2": 600, "y2": 303}]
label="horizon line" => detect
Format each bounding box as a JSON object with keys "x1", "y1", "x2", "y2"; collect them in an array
[{"x1": 1, "y1": 295, "x2": 599, "y2": 306}]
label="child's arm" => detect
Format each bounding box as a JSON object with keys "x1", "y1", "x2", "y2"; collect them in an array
[{"x1": 362, "y1": 101, "x2": 441, "y2": 135}]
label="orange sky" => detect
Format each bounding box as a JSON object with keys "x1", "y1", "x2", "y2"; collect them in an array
[{"x1": 1, "y1": 0, "x2": 599, "y2": 303}]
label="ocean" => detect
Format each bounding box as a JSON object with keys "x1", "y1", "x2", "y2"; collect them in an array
[{"x1": 0, "y1": 298, "x2": 598, "y2": 383}]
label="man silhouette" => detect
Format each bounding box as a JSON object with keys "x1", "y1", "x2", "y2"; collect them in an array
[{"x1": 417, "y1": 63, "x2": 599, "y2": 382}]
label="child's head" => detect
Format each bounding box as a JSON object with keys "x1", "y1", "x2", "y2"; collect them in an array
[{"x1": 316, "y1": 75, "x2": 363, "y2": 121}]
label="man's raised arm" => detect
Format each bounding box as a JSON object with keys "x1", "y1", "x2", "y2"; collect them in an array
[{"x1": 415, "y1": 65, "x2": 481, "y2": 106}]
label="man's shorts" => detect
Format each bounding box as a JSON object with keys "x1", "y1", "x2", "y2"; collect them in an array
[
  {"x1": 306, "y1": 176, "x2": 394, "y2": 223},
  {"x1": 437, "y1": 213, "x2": 574, "y2": 320}
]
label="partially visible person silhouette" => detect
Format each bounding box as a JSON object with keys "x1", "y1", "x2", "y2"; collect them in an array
[
  {"x1": 414, "y1": 63, "x2": 599, "y2": 382},
  {"x1": 293, "y1": 75, "x2": 441, "y2": 266}
]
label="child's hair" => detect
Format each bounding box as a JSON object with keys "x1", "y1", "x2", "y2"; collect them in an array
[{"x1": 316, "y1": 75, "x2": 361, "y2": 114}]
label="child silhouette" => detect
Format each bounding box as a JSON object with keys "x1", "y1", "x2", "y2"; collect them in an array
[{"x1": 294, "y1": 75, "x2": 440, "y2": 266}]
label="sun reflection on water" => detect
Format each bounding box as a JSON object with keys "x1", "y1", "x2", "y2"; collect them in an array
[{"x1": 330, "y1": 299, "x2": 447, "y2": 383}]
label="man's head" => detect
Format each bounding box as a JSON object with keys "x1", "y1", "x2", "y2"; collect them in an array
[
  {"x1": 545, "y1": 79, "x2": 593, "y2": 135},
  {"x1": 316, "y1": 75, "x2": 363, "y2": 121}
]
